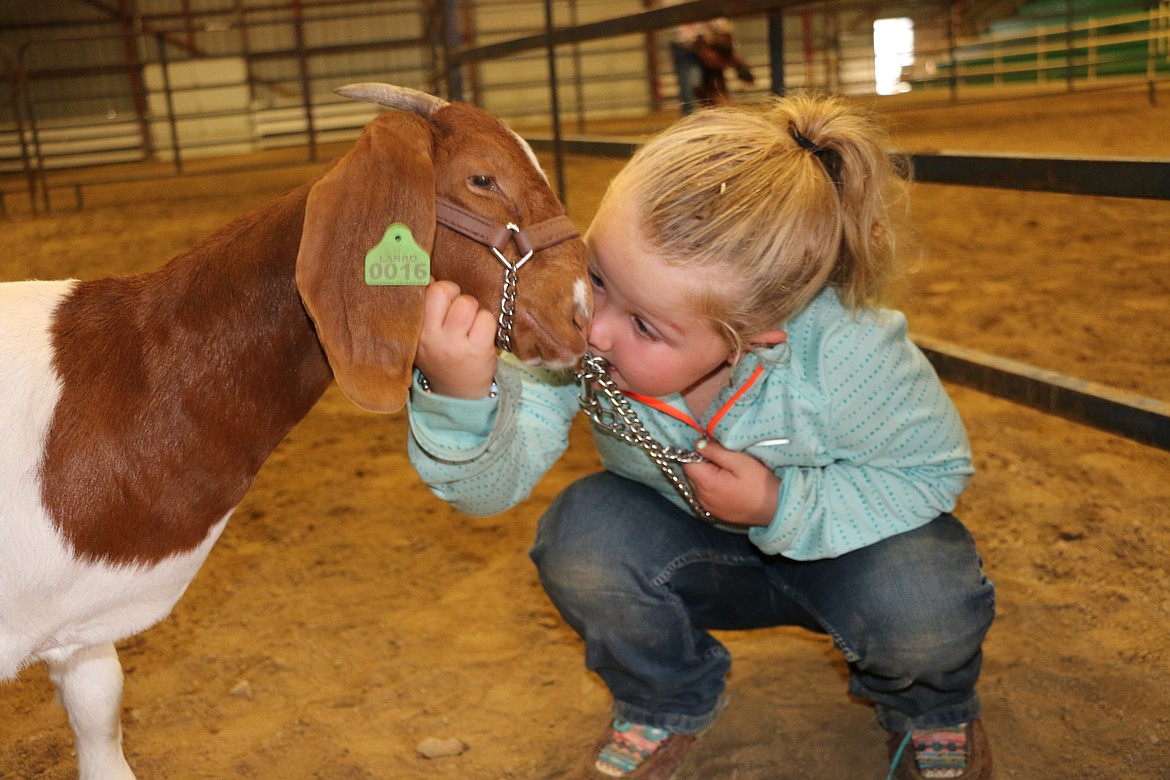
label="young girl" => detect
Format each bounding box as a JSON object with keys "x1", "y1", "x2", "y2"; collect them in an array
[{"x1": 407, "y1": 93, "x2": 995, "y2": 780}]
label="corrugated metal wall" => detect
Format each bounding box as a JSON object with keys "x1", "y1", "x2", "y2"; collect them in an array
[
  {"x1": 1, "y1": 0, "x2": 431, "y2": 120},
  {"x1": 0, "y1": 0, "x2": 946, "y2": 172},
  {"x1": 465, "y1": 0, "x2": 662, "y2": 122}
]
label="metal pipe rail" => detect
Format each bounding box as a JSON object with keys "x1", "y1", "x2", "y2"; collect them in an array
[{"x1": 447, "y1": 0, "x2": 797, "y2": 70}]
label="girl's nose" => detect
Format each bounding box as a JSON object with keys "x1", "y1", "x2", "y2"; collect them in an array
[{"x1": 586, "y1": 304, "x2": 612, "y2": 352}]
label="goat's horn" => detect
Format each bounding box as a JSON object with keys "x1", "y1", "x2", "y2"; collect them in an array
[{"x1": 335, "y1": 83, "x2": 448, "y2": 116}]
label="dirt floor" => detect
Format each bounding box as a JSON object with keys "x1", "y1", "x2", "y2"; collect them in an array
[{"x1": 2, "y1": 83, "x2": 1169, "y2": 779}]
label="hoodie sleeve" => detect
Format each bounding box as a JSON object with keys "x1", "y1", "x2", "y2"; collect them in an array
[{"x1": 406, "y1": 355, "x2": 581, "y2": 516}]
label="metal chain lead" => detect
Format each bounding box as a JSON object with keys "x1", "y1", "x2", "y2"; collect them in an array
[
  {"x1": 495, "y1": 265, "x2": 519, "y2": 352},
  {"x1": 576, "y1": 353, "x2": 740, "y2": 531},
  {"x1": 490, "y1": 224, "x2": 532, "y2": 353}
]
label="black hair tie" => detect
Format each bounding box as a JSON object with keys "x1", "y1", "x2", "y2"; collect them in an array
[
  {"x1": 788, "y1": 124, "x2": 843, "y2": 189},
  {"x1": 789, "y1": 125, "x2": 820, "y2": 153}
]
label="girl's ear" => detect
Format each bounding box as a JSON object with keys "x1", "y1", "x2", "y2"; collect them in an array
[
  {"x1": 729, "y1": 328, "x2": 786, "y2": 369},
  {"x1": 748, "y1": 329, "x2": 787, "y2": 349}
]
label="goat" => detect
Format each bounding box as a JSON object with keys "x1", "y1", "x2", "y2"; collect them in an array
[{"x1": 0, "y1": 82, "x2": 590, "y2": 780}]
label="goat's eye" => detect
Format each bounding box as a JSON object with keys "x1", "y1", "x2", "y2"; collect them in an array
[{"x1": 469, "y1": 174, "x2": 495, "y2": 190}]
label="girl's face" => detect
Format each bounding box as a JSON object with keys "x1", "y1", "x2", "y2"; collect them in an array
[{"x1": 584, "y1": 194, "x2": 736, "y2": 399}]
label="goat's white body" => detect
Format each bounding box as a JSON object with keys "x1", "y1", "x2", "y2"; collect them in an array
[
  {"x1": 1, "y1": 281, "x2": 231, "y2": 779},
  {"x1": 1, "y1": 281, "x2": 227, "y2": 681}
]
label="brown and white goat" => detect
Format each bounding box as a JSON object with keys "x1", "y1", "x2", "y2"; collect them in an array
[{"x1": 0, "y1": 83, "x2": 589, "y2": 779}]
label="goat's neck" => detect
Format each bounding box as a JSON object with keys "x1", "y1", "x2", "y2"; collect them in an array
[{"x1": 148, "y1": 181, "x2": 335, "y2": 424}]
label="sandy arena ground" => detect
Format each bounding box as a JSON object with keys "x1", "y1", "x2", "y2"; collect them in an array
[{"x1": 2, "y1": 83, "x2": 1169, "y2": 779}]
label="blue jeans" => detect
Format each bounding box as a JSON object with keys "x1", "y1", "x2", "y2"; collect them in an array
[{"x1": 530, "y1": 472, "x2": 995, "y2": 735}]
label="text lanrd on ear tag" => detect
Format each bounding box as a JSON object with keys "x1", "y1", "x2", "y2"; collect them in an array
[{"x1": 364, "y1": 223, "x2": 430, "y2": 286}]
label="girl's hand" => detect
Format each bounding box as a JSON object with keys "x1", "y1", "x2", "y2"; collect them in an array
[
  {"x1": 413, "y1": 280, "x2": 499, "y2": 399},
  {"x1": 682, "y1": 438, "x2": 780, "y2": 527}
]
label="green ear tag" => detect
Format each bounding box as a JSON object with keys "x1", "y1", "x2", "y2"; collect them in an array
[{"x1": 364, "y1": 223, "x2": 430, "y2": 286}]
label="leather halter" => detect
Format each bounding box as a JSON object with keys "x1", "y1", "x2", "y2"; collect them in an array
[{"x1": 434, "y1": 196, "x2": 580, "y2": 351}]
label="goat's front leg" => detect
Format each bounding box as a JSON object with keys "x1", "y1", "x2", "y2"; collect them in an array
[{"x1": 47, "y1": 642, "x2": 136, "y2": 780}]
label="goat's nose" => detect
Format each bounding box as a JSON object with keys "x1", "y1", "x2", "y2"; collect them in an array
[{"x1": 572, "y1": 306, "x2": 591, "y2": 337}]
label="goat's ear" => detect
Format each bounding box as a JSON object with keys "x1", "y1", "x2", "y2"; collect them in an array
[{"x1": 296, "y1": 112, "x2": 435, "y2": 414}]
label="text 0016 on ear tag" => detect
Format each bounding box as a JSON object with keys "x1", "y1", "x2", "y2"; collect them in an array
[{"x1": 364, "y1": 223, "x2": 430, "y2": 286}]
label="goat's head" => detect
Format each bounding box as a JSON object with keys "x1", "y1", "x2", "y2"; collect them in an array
[{"x1": 295, "y1": 83, "x2": 591, "y2": 414}]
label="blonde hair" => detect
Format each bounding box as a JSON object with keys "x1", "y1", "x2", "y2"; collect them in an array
[{"x1": 598, "y1": 91, "x2": 912, "y2": 351}]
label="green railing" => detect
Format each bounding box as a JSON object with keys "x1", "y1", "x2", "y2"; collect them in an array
[{"x1": 911, "y1": 5, "x2": 1170, "y2": 89}]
